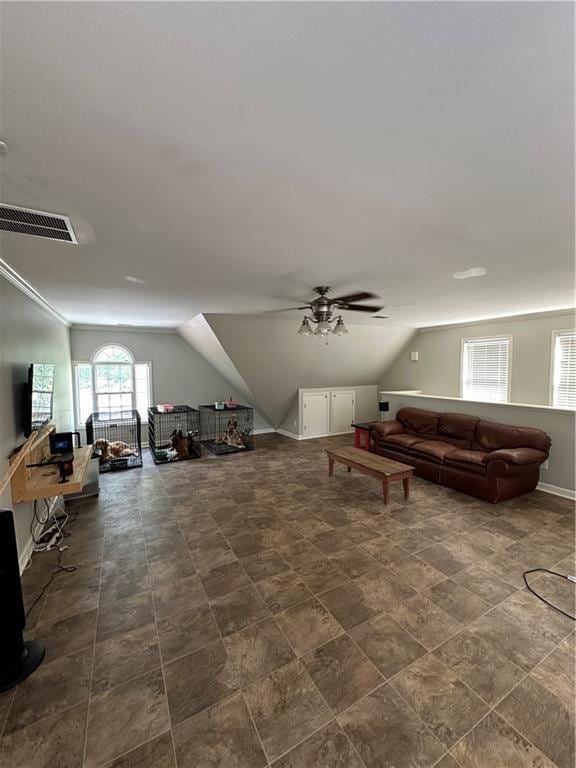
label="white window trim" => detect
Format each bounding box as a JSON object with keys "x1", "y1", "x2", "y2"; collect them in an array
[
  {"x1": 460, "y1": 334, "x2": 512, "y2": 403},
  {"x1": 549, "y1": 329, "x2": 576, "y2": 408},
  {"x1": 92, "y1": 342, "x2": 135, "y2": 363},
  {"x1": 72, "y1": 354, "x2": 153, "y2": 428}
]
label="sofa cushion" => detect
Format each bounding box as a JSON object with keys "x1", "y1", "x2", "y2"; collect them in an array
[
  {"x1": 397, "y1": 407, "x2": 440, "y2": 438},
  {"x1": 381, "y1": 433, "x2": 426, "y2": 453},
  {"x1": 371, "y1": 420, "x2": 403, "y2": 438},
  {"x1": 445, "y1": 448, "x2": 488, "y2": 476},
  {"x1": 446, "y1": 448, "x2": 487, "y2": 466},
  {"x1": 410, "y1": 440, "x2": 456, "y2": 463},
  {"x1": 436, "y1": 413, "x2": 480, "y2": 449},
  {"x1": 475, "y1": 421, "x2": 551, "y2": 453}
]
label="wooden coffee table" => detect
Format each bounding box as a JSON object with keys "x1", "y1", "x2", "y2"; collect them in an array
[{"x1": 325, "y1": 446, "x2": 413, "y2": 504}]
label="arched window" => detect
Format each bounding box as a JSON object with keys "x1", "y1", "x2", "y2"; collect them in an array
[
  {"x1": 93, "y1": 345, "x2": 133, "y2": 363},
  {"x1": 73, "y1": 344, "x2": 152, "y2": 424}
]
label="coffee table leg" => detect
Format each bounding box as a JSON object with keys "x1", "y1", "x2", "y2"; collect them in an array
[
  {"x1": 382, "y1": 480, "x2": 389, "y2": 504},
  {"x1": 403, "y1": 477, "x2": 410, "y2": 500},
  {"x1": 347, "y1": 466, "x2": 351, "y2": 473},
  {"x1": 328, "y1": 457, "x2": 334, "y2": 477}
]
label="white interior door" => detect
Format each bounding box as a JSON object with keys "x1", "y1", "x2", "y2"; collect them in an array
[
  {"x1": 330, "y1": 390, "x2": 355, "y2": 434},
  {"x1": 302, "y1": 392, "x2": 330, "y2": 437}
]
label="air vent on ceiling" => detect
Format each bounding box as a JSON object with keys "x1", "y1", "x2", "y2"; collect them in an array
[{"x1": 0, "y1": 204, "x2": 78, "y2": 243}]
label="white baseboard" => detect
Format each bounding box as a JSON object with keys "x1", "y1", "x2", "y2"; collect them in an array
[
  {"x1": 253, "y1": 428, "x2": 276, "y2": 435},
  {"x1": 19, "y1": 496, "x2": 60, "y2": 574},
  {"x1": 277, "y1": 429, "x2": 354, "y2": 441},
  {"x1": 276, "y1": 429, "x2": 301, "y2": 440},
  {"x1": 536, "y1": 482, "x2": 576, "y2": 501},
  {"x1": 300, "y1": 430, "x2": 354, "y2": 440}
]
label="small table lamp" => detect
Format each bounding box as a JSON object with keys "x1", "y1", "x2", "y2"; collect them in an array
[{"x1": 379, "y1": 401, "x2": 390, "y2": 421}]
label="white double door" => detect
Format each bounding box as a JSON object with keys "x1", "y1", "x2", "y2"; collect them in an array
[{"x1": 302, "y1": 390, "x2": 355, "y2": 437}]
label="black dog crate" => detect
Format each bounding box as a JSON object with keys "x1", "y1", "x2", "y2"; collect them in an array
[
  {"x1": 86, "y1": 410, "x2": 143, "y2": 473},
  {"x1": 148, "y1": 406, "x2": 201, "y2": 464},
  {"x1": 199, "y1": 405, "x2": 254, "y2": 455}
]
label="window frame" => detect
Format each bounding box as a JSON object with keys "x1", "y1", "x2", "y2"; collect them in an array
[
  {"x1": 72, "y1": 345, "x2": 153, "y2": 426},
  {"x1": 460, "y1": 334, "x2": 512, "y2": 403},
  {"x1": 549, "y1": 329, "x2": 576, "y2": 409}
]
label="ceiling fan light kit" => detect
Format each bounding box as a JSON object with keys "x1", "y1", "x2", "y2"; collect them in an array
[{"x1": 291, "y1": 286, "x2": 383, "y2": 343}]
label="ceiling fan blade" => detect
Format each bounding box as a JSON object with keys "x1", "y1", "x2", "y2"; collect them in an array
[
  {"x1": 338, "y1": 303, "x2": 384, "y2": 313},
  {"x1": 261, "y1": 306, "x2": 311, "y2": 313},
  {"x1": 330, "y1": 291, "x2": 378, "y2": 304}
]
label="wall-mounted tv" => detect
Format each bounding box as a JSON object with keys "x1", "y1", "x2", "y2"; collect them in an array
[{"x1": 24, "y1": 363, "x2": 55, "y2": 436}]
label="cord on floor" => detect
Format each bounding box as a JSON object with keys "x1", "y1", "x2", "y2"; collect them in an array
[{"x1": 523, "y1": 568, "x2": 576, "y2": 621}]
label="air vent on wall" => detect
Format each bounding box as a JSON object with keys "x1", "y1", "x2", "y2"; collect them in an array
[{"x1": 0, "y1": 204, "x2": 78, "y2": 243}]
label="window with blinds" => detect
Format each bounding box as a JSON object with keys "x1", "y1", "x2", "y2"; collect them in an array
[
  {"x1": 552, "y1": 330, "x2": 576, "y2": 408},
  {"x1": 461, "y1": 336, "x2": 511, "y2": 402}
]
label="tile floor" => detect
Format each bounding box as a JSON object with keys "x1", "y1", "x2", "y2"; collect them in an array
[{"x1": 1, "y1": 433, "x2": 574, "y2": 768}]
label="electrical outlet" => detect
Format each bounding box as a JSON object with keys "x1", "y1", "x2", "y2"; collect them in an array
[{"x1": 293, "y1": 420, "x2": 297, "y2": 427}]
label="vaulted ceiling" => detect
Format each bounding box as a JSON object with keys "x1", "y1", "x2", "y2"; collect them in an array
[
  {"x1": 179, "y1": 314, "x2": 415, "y2": 427},
  {"x1": 1, "y1": 2, "x2": 573, "y2": 329}
]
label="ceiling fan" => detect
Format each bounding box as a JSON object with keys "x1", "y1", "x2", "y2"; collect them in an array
[{"x1": 276, "y1": 286, "x2": 387, "y2": 340}]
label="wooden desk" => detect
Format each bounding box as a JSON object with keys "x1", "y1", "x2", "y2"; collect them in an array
[
  {"x1": 8, "y1": 424, "x2": 93, "y2": 503},
  {"x1": 326, "y1": 446, "x2": 413, "y2": 504}
]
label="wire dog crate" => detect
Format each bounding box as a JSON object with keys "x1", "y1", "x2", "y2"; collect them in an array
[
  {"x1": 86, "y1": 410, "x2": 143, "y2": 473},
  {"x1": 148, "y1": 406, "x2": 201, "y2": 463},
  {"x1": 199, "y1": 405, "x2": 254, "y2": 455}
]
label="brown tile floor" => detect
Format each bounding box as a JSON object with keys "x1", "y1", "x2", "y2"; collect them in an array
[{"x1": 1, "y1": 433, "x2": 574, "y2": 768}]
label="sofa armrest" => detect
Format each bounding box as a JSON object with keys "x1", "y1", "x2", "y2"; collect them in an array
[
  {"x1": 483, "y1": 448, "x2": 548, "y2": 466},
  {"x1": 371, "y1": 421, "x2": 404, "y2": 438}
]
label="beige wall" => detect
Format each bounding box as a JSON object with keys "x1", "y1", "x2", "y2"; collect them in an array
[
  {"x1": 179, "y1": 314, "x2": 256, "y2": 408},
  {"x1": 0, "y1": 277, "x2": 73, "y2": 561},
  {"x1": 205, "y1": 314, "x2": 415, "y2": 427},
  {"x1": 70, "y1": 327, "x2": 272, "y2": 431},
  {"x1": 383, "y1": 310, "x2": 575, "y2": 406}
]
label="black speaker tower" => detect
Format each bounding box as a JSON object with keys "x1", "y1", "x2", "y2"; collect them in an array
[{"x1": 0, "y1": 509, "x2": 45, "y2": 691}]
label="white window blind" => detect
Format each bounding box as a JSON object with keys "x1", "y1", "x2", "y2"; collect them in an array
[
  {"x1": 461, "y1": 336, "x2": 510, "y2": 402},
  {"x1": 552, "y1": 330, "x2": 576, "y2": 408}
]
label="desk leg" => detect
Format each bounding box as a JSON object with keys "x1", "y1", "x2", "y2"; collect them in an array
[
  {"x1": 328, "y1": 458, "x2": 334, "y2": 477},
  {"x1": 382, "y1": 480, "x2": 389, "y2": 504},
  {"x1": 354, "y1": 430, "x2": 361, "y2": 449},
  {"x1": 403, "y1": 477, "x2": 410, "y2": 500}
]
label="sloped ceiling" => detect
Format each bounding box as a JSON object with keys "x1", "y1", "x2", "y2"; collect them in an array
[
  {"x1": 190, "y1": 314, "x2": 416, "y2": 427},
  {"x1": 178, "y1": 314, "x2": 264, "y2": 416}
]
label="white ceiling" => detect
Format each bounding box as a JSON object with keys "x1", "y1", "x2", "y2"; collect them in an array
[{"x1": 0, "y1": 2, "x2": 573, "y2": 328}]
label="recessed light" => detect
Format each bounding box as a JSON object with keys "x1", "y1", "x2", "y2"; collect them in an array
[
  {"x1": 125, "y1": 275, "x2": 146, "y2": 284},
  {"x1": 0, "y1": 140, "x2": 8, "y2": 154},
  {"x1": 453, "y1": 267, "x2": 487, "y2": 280}
]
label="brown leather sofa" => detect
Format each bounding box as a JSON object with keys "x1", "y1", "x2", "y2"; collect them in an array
[{"x1": 370, "y1": 407, "x2": 551, "y2": 503}]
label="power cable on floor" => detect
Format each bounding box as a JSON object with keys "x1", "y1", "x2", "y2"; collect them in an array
[
  {"x1": 523, "y1": 568, "x2": 576, "y2": 621},
  {"x1": 24, "y1": 548, "x2": 77, "y2": 619}
]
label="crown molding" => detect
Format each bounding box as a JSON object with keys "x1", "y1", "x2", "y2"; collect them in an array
[
  {"x1": 419, "y1": 307, "x2": 576, "y2": 333},
  {"x1": 70, "y1": 324, "x2": 179, "y2": 334},
  {"x1": 0, "y1": 257, "x2": 70, "y2": 327}
]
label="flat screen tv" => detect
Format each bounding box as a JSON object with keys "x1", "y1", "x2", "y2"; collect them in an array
[{"x1": 24, "y1": 363, "x2": 55, "y2": 437}]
